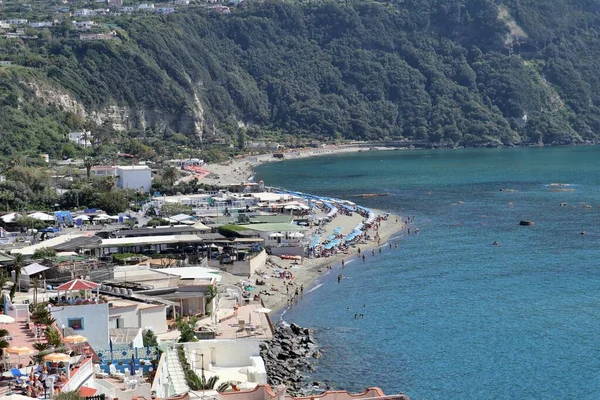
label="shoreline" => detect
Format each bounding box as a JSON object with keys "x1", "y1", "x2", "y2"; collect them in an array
[
  {"x1": 271, "y1": 214, "x2": 405, "y2": 317},
  {"x1": 200, "y1": 144, "x2": 399, "y2": 186},
  {"x1": 206, "y1": 143, "x2": 412, "y2": 316}
]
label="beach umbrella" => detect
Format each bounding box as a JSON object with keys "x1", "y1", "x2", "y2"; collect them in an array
[
  {"x1": 130, "y1": 354, "x2": 136, "y2": 376},
  {"x1": 253, "y1": 307, "x2": 271, "y2": 314},
  {"x1": 288, "y1": 232, "x2": 304, "y2": 238},
  {"x1": 0, "y1": 315, "x2": 15, "y2": 324},
  {"x1": 268, "y1": 233, "x2": 285, "y2": 238},
  {"x1": 64, "y1": 334, "x2": 87, "y2": 353},
  {"x1": 7, "y1": 346, "x2": 33, "y2": 366},
  {"x1": 43, "y1": 353, "x2": 69, "y2": 362},
  {"x1": 63, "y1": 334, "x2": 87, "y2": 344}
]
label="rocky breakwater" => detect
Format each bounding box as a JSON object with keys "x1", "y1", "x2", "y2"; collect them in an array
[{"x1": 260, "y1": 323, "x2": 325, "y2": 394}]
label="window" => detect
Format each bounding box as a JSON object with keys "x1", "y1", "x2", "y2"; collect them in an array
[{"x1": 67, "y1": 318, "x2": 84, "y2": 330}]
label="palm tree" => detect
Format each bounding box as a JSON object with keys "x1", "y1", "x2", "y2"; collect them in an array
[
  {"x1": 84, "y1": 157, "x2": 95, "y2": 180},
  {"x1": 9, "y1": 253, "x2": 25, "y2": 300},
  {"x1": 161, "y1": 166, "x2": 179, "y2": 187}
]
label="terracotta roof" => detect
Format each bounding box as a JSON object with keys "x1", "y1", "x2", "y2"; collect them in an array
[
  {"x1": 79, "y1": 387, "x2": 97, "y2": 397},
  {"x1": 56, "y1": 278, "x2": 100, "y2": 291}
]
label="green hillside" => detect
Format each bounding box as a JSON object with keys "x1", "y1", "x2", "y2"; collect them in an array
[{"x1": 2, "y1": 0, "x2": 600, "y2": 158}]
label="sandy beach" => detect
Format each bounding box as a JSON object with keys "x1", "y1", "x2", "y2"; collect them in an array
[
  {"x1": 198, "y1": 145, "x2": 397, "y2": 186},
  {"x1": 201, "y1": 144, "x2": 407, "y2": 314},
  {"x1": 218, "y1": 213, "x2": 405, "y2": 314}
]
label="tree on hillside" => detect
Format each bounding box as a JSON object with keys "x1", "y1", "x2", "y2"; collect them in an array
[{"x1": 161, "y1": 166, "x2": 179, "y2": 187}]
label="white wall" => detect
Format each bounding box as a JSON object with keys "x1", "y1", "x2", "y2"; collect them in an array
[
  {"x1": 140, "y1": 306, "x2": 168, "y2": 333},
  {"x1": 51, "y1": 303, "x2": 109, "y2": 351},
  {"x1": 109, "y1": 305, "x2": 139, "y2": 328},
  {"x1": 183, "y1": 340, "x2": 261, "y2": 369},
  {"x1": 117, "y1": 168, "x2": 151, "y2": 192}
]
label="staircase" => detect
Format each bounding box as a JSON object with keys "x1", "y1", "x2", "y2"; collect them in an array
[{"x1": 166, "y1": 349, "x2": 189, "y2": 396}]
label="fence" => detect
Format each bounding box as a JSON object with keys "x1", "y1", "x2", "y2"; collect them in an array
[{"x1": 95, "y1": 346, "x2": 160, "y2": 362}]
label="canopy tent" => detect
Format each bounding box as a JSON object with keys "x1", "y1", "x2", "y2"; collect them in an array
[
  {"x1": 28, "y1": 212, "x2": 55, "y2": 222},
  {"x1": 22, "y1": 263, "x2": 49, "y2": 276},
  {"x1": 94, "y1": 214, "x2": 111, "y2": 221},
  {"x1": 288, "y1": 232, "x2": 304, "y2": 238},
  {"x1": 268, "y1": 233, "x2": 285, "y2": 238},
  {"x1": 56, "y1": 279, "x2": 100, "y2": 291},
  {"x1": 169, "y1": 213, "x2": 193, "y2": 222},
  {"x1": 74, "y1": 215, "x2": 90, "y2": 221},
  {"x1": 1, "y1": 213, "x2": 19, "y2": 223}
]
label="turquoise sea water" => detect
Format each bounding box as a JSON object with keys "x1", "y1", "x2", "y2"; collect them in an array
[{"x1": 255, "y1": 147, "x2": 600, "y2": 399}]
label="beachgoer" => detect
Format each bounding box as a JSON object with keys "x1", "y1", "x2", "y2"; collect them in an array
[
  {"x1": 362, "y1": 254, "x2": 366, "y2": 262},
  {"x1": 394, "y1": 243, "x2": 398, "y2": 249},
  {"x1": 378, "y1": 247, "x2": 382, "y2": 254},
  {"x1": 372, "y1": 249, "x2": 375, "y2": 256},
  {"x1": 358, "y1": 247, "x2": 361, "y2": 254},
  {"x1": 300, "y1": 284, "x2": 304, "y2": 294},
  {"x1": 338, "y1": 274, "x2": 342, "y2": 283},
  {"x1": 389, "y1": 243, "x2": 392, "y2": 249},
  {"x1": 493, "y1": 241, "x2": 498, "y2": 246},
  {"x1": 341, "y1": 259, "x2": 345, "y2": 267}
]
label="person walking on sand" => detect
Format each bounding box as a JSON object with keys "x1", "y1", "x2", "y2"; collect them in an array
[{"x1": 358, "y1": 247, "x2": 361, "y2": 254}]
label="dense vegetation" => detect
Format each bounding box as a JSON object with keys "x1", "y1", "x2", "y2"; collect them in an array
[{"x1": 3, "y1": 0, "x2": 600, "y2": 154}]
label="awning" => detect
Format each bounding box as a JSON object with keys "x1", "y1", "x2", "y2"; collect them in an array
[
  {"x1": 28, "y1": 212, "x2": 56, "y2": 221},
  {"x1": 22, "y1": 263, "x2": 49, "y2": 276},
  {"x1": 269, "y1": 233, "x2": 285, "y2": 238}
]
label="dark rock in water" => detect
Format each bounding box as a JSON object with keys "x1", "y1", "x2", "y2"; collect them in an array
[
  {"x1": 290, "y1": 323, "x2": 303, "y2": 335},
  {"x1": 312, "y1": 350, "x2": 322, "y2": 359},
  {"x1": 519, "y1": 220, "x2": 534, "y2": 226}
]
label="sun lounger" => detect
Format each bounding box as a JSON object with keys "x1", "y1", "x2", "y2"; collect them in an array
[
  {"x1": 108, "y1": 364, "x2": 125, "y2": 381},
  {"x1": 94, "y1": 364, "x2": 108, "y2": 379}
]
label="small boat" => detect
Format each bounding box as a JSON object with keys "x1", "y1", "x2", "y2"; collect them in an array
[{"x1": 519, "y1": 220, "x2": 534, "y2": 226}]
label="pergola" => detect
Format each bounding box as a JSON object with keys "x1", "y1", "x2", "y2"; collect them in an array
[{"x1": 55, "y1": 279, "x2": 100, "y2": 300}]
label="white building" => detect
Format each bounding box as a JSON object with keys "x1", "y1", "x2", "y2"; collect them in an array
[
  {"x1": 68, "y1": 130, "x2": 92, "y2": 146},
  {"x1": 73, "y1": 8, "x2": 93, "y2": 16},
  {"x1": 107, "y1": 296, "x2": 168, "y2": 333},
  {"x1": 29, "y1": 21, "x2": 53, "y2": 28},
  {"x1": 116, "y1": 165, "x2": 152, "y2": 192},
  {"x1": 5, "y1": 19, "x2": 28, "y2": 25},
  {"x1": 51, "y1": 301, "x2": 110, "y2": 352},
  {"x1": 91, "y1": 165, "x2": 117, "y2": 178},
  {"x1": 156, "y1": 7, "x2": 175, "y2": 14},
  {"x1": 137, "y1": 3, "x2": 154, "y2": 11},
  {"x1": 72, "y1": 20, "x2": 95, "y2": 30},
  {"x1": 119, "y1": 6, "x2": 134, "y2": 12}
]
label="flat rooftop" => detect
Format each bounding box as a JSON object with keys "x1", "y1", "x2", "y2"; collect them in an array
[{"x1": 201, "y1": 302, "x2": 273, "y2": 340}]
